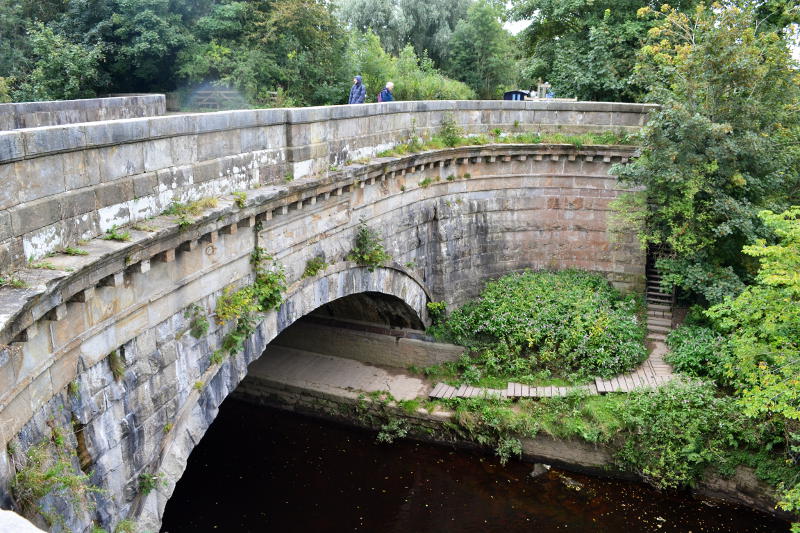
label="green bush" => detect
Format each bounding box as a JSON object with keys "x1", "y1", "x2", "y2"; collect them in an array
[
  {"x1": 615, "y1": 380, "x2": 757, "y2": 489},
  {"x1": 432, "y1": 270, "x2": 646, "y2": 380},
  {"x1": 346, "y1": 219, "x2": 390, "y2": 272},
  {"x1": 665, "y1": 325, "x2": 731, "y2": 383}
]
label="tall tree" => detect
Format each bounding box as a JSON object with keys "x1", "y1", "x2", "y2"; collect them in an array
[
  {"x1": 510, "y1": 0, "x2": 698, "y2": 101},
  {"x1": 55, "y1": 0, "x2": 195, "y2": 92},
  {"x1": 612, "y1": 2, "x2": 800, "y2": 304},
  {"x1": 448, "y1": 1, "x2": 513, "y2": 98},
  {"x1": 335, "y1": 0, "x2": 471, "y2": 68},
  {"x1": 13, "y1": 23, "x2": 105, "y2": 101}
]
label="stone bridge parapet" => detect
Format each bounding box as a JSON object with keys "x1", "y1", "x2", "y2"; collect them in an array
[
  {"x1": 0, "y1": 100, "x2": 655, "y2": 269},
  {"x1": 0, "y1": 94, "x2": 166, "y2": 131}
]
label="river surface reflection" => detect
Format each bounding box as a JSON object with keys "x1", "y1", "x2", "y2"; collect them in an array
[{"x1": 161, "y1": 399, "x2": 789, "y2": 532}]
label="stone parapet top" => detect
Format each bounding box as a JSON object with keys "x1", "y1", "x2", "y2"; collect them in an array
[
  {"x1": 0, "y1": 94, "x2": 166, "y2": 132},
  {"x1": 0, "y1": 100, "x2": 654, "y2": 163}
]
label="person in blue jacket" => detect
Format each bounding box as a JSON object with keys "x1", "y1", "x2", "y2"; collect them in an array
[
  {"x1": 378, "y1": 82, "x2": 394, "y2": 102},
  {"x1": 348, "y1": 75, "x2": 366, "y2": 104}
]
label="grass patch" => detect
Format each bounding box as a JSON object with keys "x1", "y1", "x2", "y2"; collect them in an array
[
  {"x1": 375, "y1": 130, "x2": 633, "y2": 158},
  {"x1": 103, "y1": 225, "x2": 131, "y2": 242},
  {"x1": 232, "y1": 191, "x2": 247, "y2": 209},
  {"x1": 0, "y1": 274, "x2": 27, "y2": 288},
  {"x1": 63, "y1": 246, "x2": 89, "y2": 256},
  {"x1": 29, "y1": 261, "x2": 58, "y2": 270}
]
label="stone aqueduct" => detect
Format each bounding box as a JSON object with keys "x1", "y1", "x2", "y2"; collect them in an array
[{"x1": 0, "y1": 97, "x2": 653, "y2": 531}]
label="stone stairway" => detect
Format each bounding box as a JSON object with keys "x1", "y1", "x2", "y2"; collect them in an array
[{"x1": 645, "y1": 263, "x2": 674, "y2": 343}]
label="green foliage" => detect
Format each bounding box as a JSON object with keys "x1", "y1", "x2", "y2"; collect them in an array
[
  {"x1": 11, "y1": 433, "x2": 102, "y2": 529},
  {"x1": 707, "y1": 208, "x2": 800, "y2": 422},
  {"x1": 250, "y1": 248, "x2": 286, "y2": 311},
  {"x1": 376, "y1": 418, "x2": 409, "y2": 444},
  {"x1": 511, "y1": 0, "x2": 699, "y2": 101},
  {"x1": 447, "y1": 1, "x2": 513, "y2": 99},
  {"x1": 232, "y1": 191, "x2": 247, "y2": 209},
  {"x1": 13, "y1": 23, "x2": 104, "y2": 101},
  {"x1": 665, "y1": 325, "x2": 731, "y2": 384},
  {"x1": 495, "y1": 436, "x2": 522, "y2": 466},
  {"x1": 210, "y1": 349, "x2": 225, "y2": 365},
  {"x1": 0, "y1": 273, "x2": 27, "y2": 288},
  {"x1": 163, "y1": 197, "x2": 218, "y2": 218},
  {"x1": 108, "y1": 350, "x2": 125, "y2": 382},
  {"x1": 215, "y1": 285, "x2": 259, "y2": 324},
  {"x1": 614, "y1": 380, "x2": 759, "y2": 489},
  {"x1": 63, "y1": 247, "x2": 89, "y2": 256},
  {"x1": 0, "y1": 77, "x2": 13, "y2": 103},
  {"x1": 613, "y1": 3, "x2": 800, "y2": 304},
  {"x1": 138, "y1": 472, "x2": 165, "y2": 496},
  {"x1": 336, "y1": 0, "x2": 471, "y2": 68},
  {"x1": 302, "y1": 256, "x2": 328, "y2": 278},
  {"x1": 347, "y1": 32, "x2": 475, "y2": 102},
  {"x1": 215, "y1": 249, "x2": 285, "y2": 356},
  {"x1": 103, "y1": 226, "x2": 131, "y2": 242},
  {"x1": 29, "y1": 261, "x2": 58, "y2": 270},
  {"x1": 431, "y1": 270, "x2": 646, "y2": 381},
  {"x1": 114, "y1": 519, "x2": 136, "y2": 533},
  {"x1": 377, "y1": 129, "x2": 632, "y2": 157},
  {"x1": 346, "y1": 219, "x2": 391, "y2": 272},
  {"x1": 184, "y1": 304, "x2": 210, "y2": 339},
  {"x1": 438, "y1": 113, "x2": 463, "y2": 148},
  {"x1": 426, "y1": 301, "x2": 446, "y2": 325}
]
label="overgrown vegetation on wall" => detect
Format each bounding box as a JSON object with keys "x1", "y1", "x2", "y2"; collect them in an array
[
  {"x1": 10, "y1": 425, "x2": 102, "y2": 531},
  {"x1": 214, "y1": 247, "x2": 286, "y2": 359},
  {"x1": 346, "y1": 219, "x2": 391, "y2": 272}
]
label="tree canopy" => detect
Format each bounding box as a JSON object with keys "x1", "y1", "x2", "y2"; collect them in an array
[
  {"x1": 612, "y1": 2, "x2": 800, "y2": 304},
  {"x1": 447, "y1": 1, "x2": 514, "y2": 99},
  {"x1": 335, "y1": 0, "x2": 471, "y2": 68},
  {"x1": 511, "y1": 0, "x2": 698, "y2": 101}
]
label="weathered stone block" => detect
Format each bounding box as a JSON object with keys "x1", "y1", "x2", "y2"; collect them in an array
[
  {"x1": 96, "y1": 144, "x2": 145, "y2": 182},
  {"x1": 10, "y1": 197, "x2": 62, "y2": 236}
]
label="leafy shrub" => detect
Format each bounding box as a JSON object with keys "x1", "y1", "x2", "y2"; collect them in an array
[
  {"x1": 615, "y1": 380, "x2": 757, "y2": 489},
  {"x1": 432, "y1": 270, "x2": 646, "y2": 380},
  {"x1": 184, "y1": 304, "x2": 210, "y2": 339},
  {"x1": 302, "y1": 257, "x2": 329, "y2": 278},
  {"x1": 439, "y1": 113, "x2": 463, "y2": 148},
  {"x1": 665, "y1": 325, "x2": 731, "y2": 383},
  {"x1": 346, "y1": 219, "x2": 390, "y2": 272}
]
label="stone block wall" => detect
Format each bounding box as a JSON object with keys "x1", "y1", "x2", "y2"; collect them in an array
[
  {"x1": 0, "y1": 100, "x2": 655, "y2": 269},
  {"x1": 0, "y1": 95, "x2": 166, "y2": 131}
]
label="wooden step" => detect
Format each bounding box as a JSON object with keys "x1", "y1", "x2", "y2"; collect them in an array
[
  {"x1": 647, "y1": 332, "x2": 667, "y2": 341},
  {"x1": 647, "y1": 317, "x2": 672, "y2": 327}
]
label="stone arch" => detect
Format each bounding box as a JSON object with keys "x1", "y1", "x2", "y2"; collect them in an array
[{"x1": 135, "y1": 262, "x2": 430, "y2": 530}]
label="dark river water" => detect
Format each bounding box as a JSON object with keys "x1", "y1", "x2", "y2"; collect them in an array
[{"x1": 161, "y1": 399, "x2": 790, "y2": 533}]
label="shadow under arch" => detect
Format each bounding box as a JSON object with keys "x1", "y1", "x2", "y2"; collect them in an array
[{"x1": 136, "y1": 262, "x2": 431, "y2": 530}]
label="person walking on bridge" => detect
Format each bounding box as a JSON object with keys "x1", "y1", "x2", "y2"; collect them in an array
[
  {"x1": 348, "y1": 75, "x2": 366, "y2": 104},
  {"x1": 378, "y1": 81, "x2": 394, "y2": 102}
]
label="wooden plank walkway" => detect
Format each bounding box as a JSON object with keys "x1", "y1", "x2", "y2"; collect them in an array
[{"x1": 430, "y1": 330, "x2": 675, "y2": 399}]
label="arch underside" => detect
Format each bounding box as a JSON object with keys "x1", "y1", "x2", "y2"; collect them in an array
[{"x1": 135, "y1": 264, "x2": 428, "y2": 530}]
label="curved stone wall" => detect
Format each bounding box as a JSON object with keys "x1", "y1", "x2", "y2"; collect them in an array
[
  {"x1": 0, "y1": 94, "x2": 166, "y2": 131},
  {"x1": 0, "y1": 100, "x2": 654, "y2": 268},
  {"x1": 0, "y1": 138, "x2": 644, "y2": 530}
]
